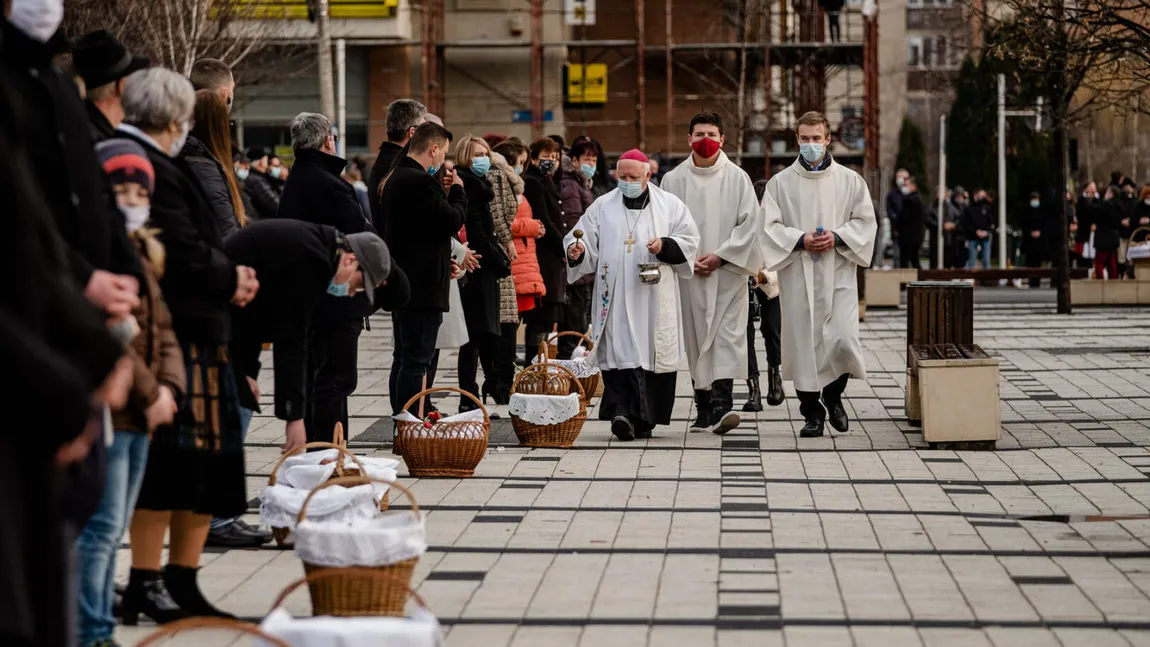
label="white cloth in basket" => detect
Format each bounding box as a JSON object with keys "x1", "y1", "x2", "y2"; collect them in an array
[
  {"x1": 1128, "y1": 243, "x2": 1150, "y2": 260},
  {"x1": 392, "y1": 409, "x2": 486, "y2": 439},
  {"x1": 260, "y1": 607, "x2": 443, "y2": 647},
  {"x1": 508, "y1": 393, "x2": 581, "y2": 426},
  {"x1": 280, "y1": 459, "x2": 399, "y2": 492},
  {"x1": 294, "y1": 512, "x2": 426, "y2": 568},
  {"x1": 259, "y1": 484, "x2": 381, "y2": 530},
  {"x1": 530, "y1": 355, "x2": 601, "y2": 379}
]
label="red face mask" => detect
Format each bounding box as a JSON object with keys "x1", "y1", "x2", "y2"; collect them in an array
[{"x1": 691, "y1": 137, "x2": 722, "y2": 159}]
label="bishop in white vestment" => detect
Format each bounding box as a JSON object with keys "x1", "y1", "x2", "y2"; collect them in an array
[
  {"x1": 761, "y1": 113, "x2": 877, "y2": 438},
  {"x1": 661, "y1": 117, "x2": 763, "y2": 434},
  {"x1": 564, "y1": 150, "x2": 700, "y2": 441}
]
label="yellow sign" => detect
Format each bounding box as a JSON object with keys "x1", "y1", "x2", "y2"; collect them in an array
[
  {"x1": 566, "y1": 63, "x2": 607, "y2": 104},
  {"x1": 220, "y1": 0, "x2": 399, "y2": 20}
]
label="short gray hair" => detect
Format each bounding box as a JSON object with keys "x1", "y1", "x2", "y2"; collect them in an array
[
  {"x1": 122, "y1": 68, "x2": 195, "y2": 132},
  {"x1": 290, "y1": 112, "x2": 332, "y2": 151},
  {"x1": 385, "y1": 99, "x2": 427, "y2": 142}
]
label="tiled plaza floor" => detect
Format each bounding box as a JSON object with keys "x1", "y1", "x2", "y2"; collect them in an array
[{"x1": 117, "y1": 297, "x2": 1150, "y2": 646}]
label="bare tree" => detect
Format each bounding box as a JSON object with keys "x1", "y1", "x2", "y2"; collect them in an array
[
  {"x1": 63, "y1": 0, "x2": 311, "y2": 87},
  {"x1": 966, "y1": 0, "x2": 1150, "y2": 314}
]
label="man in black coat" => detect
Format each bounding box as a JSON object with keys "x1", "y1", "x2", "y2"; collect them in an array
[
  {"x1": 72, "y1": 30, "x2": 150, "y2": 144},
  {"x1": 960, "y1": 189, "x2": 996, "y2": 269},
  {"x1": 884, "y1": 168, "x2": 909, "y2": 266},
  {"x1": 226, "y1": 221, "x2": 408, "y2": 450},
  {"x1": 244, "y1": 146, "x2": 281, "y2": 221},
  {"x1": 896, "y1": 175, "x2": 926, "y2": 269},
  {"x1": 0, "y1": 16, "x2": 132, "y2": 647},
  {"x1": 521, "y1": 138, "x2": 568, "y2": 362},
  {"x1": 380, "y1": 122, "x2": 468, "y2": 414},
  {"x1": 367, "y1": 98, "x2": 427, "y2": 231},
  {"x1": 1021, "y1": 192, "x2": 1051, "y2": 286},
  {"x1": 277, "y1": 112, "x2": 380, "y2": 445}
]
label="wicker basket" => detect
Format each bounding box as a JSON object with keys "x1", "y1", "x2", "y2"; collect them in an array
[
  {"x1": 510, "y1": 363, "x2": 587, "y2": 448},
  {"x1": 270, "y1": 567, "x2": 433, "y2": 621},
  {"x1": 296, "y1": 476, "x2": 422, "y2": 617},
  {"x1": 266, "y1": 441, "x2": 389, "y2": 547},
  {"x1": 138, "y1": 617, "x2": 289, "y2": 647},
  {"x1": 538, "y1": 331, "x2": 601, "y2": 404},
  {"x1": 395, "y1": 387, "x2": 489, "y2": 478}
]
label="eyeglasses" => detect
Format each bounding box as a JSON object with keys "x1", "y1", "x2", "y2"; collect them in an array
[{"x1": 330, "y1": 126, "x2": 340, "y2": 144}]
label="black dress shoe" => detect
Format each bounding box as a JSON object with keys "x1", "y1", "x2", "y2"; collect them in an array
[
  {"x1": 826, "y1": 401, "x2": 849, "y2": 432},
  {"x1": 206, "y1": 520, "x2": 271, "y2": 548},
  {"x1": 710, "y1": 409, "x2": 741, "y2": 435},
  {"x1": 611, "y1": 416, "x2": 635, "y2": 441},
  {"x1": 164, "y1": 564, "x2": 236, "y2": 619},
  {"x1": 634, "y1": 423, "x2": 653, "y2": 440},
  {"x1": 120, "y1": 568, "x2": 189, "y2": 626},
  {"x1": 742, "y1": 378, "x2": 763, "y2": 412},
  {"x1": 799, "y1": 418, "x2": 825, "y2": 438},
  {"x1": 765, "y1": 366, "x2": 785, "y2": 407},
  {"x1": 233, "y1": 518, "x2": 273, "y2": 541}
]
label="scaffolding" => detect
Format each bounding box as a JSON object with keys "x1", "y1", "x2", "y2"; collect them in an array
[{"x1": 384, "y1": 0, "x2": 878, "y2": 178}]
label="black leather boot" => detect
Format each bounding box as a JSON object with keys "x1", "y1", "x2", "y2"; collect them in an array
[
  {"x1": 690, "y1": 390, "x2": 712, "y2": 433},
  {"x1": 120, "y1": 568, "x2": 189, "y2": 626},
  {"x1": 611, "y1": 416, "x2": 636, "y2": 441},
  {"x1": 742, "y1": 378, "x2": 763, "y2": 412},
  {"x1": 163, "y1": 564, "x2": 235, "y2": 619},
  {"x1": 766, "y1": 366, "x2": 785, "y2": 407}
]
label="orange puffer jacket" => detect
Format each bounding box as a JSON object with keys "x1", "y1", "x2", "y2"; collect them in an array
[{"x1": 510, "y1": 195, "x2": 546, "y2": 311}]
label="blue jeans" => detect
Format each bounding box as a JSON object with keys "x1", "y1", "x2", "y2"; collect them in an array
[
  {"x1": 967, "y1": 238, "x2": 992, "y2": 269},
  {"x1": 75, "y1": 430, "x2": 150, "y2": 646},
  {"x1": 210, "y1": 407, "x2": 254, "y2": 531}
]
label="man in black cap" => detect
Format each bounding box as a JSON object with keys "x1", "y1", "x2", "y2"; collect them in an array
[
  {"x1": 72, "y1": 29, "x2": 150, "y2": 143},
  {"x1": 244, "y1": 146, "x2": 282, "y2": 220},
  {"x1": 225, "y1": 220, "x2": 407, "y2": 448}
]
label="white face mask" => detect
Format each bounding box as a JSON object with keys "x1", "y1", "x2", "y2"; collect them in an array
[
  {"x1": 9, "y1": 0, "x2": 64, "y2": 43},
  {"x1": 168, "y1": 121, "x2": 190, "y2": 157},
  {"x1": 119, "y1": 205, "x2": 150, "y2": 233}
]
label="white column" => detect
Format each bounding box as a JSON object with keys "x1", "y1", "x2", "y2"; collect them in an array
[
  {"x1": 336, "y1": 38, "x2": 347, "y2": 159},
  {"x1": 937, "y1": 113, "x2": 947, "y2": 269},
  {"x1": 997, "y1": 74, "x2": 1007, "y2": 269}
]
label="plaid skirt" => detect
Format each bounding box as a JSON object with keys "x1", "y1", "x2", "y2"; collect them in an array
[{"x1": 135, "y1": 343, "x2": 247, "y2": 518}]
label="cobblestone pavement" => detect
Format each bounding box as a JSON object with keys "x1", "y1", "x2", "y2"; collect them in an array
[{"x1": 117, "y1": 300, "x2": 1150, "y2": 646}]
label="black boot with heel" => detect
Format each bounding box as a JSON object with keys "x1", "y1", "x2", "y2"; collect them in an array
[
  {"x1": 765, "y1": 366, "x2": 785, "y2": 407},
  {"x1": 742, "y1": 377, "x2": 763, "y2": 412},
  {"x1": 119, "y1": 568, "x2": 189, "y2": 626},
  {"x1": 163, "y1": 564, "x2": 235, "y2": 619}
]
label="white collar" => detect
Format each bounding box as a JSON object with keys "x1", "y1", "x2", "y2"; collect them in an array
[{"x1": 117, "y1": 123, "x2": 167, "y2": 155}]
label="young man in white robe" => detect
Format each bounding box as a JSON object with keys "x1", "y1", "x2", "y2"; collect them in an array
[
  {"x1": 661, "y1": 112, "x2": 764, "y2": 435},
  {"x1": 564, "y1": 150, "x2": 701, "y2": 441},
  {"x1": 760, "y1": 111, "x2": 877, "y2": 438}
]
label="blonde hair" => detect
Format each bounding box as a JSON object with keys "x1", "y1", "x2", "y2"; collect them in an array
[{"x1": 454, "y1": 134, "x2": 491, "y2": 169}]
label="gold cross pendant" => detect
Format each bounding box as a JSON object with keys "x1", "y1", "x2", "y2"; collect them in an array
[{"x1": 624, "y1": 235, "x2": 635, "y2": 253}]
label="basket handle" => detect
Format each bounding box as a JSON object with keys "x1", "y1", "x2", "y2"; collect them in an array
[
  {"x1": 1131, "y1": 225, "x2": 1150, "y2": 245},
  {"x1": 549, "y1": 331, "x2": 594, "y2": 350},
  {"x1": 269, "y1": 567, "x2": 431, "y2": 614},
  {"x1": 400, "y1": 386, "x2": 487, "y2": 420},
  {"x1": 333, "y1": 421, "x2": 345, "y2": 447},
  {"x1": 298, "y1": 475, "x2": 419, "y2": 524},
  {"x1": 267, "y1": 442, "x2": 366, "y2": 486},
  {"x1": 136, "y1": 617, "x2": 290, "y2": 647},
  {"x1": 511, "y1": 362, "x2": 586, "y2": 398}
]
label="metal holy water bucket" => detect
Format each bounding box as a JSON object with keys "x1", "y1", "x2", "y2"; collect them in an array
[{"x1": 639, "y1": 262, "x2": 661, "y2": 285}]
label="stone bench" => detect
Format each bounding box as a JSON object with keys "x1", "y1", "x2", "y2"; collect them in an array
[{"x1": 865, "y1": 268, "x2": 919, "y2": 307}]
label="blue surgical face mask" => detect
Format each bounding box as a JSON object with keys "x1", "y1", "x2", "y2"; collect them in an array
[
  {"x1": 580, "y1": 163, "x2": 596, "y2": 179},
  {"x1": 236, "y1": 168, "x2": 249, "y2": 181},
  {"x1": 514, "y1": 165, "x2": 523, "y2": 176},
  {"x1": 327, "y1": 278, "x2": 351, "y2": 297},
  {"x1": 618, "y1": 180, "x2": 645, "y2": 199},
  {"x1": 800, "y1": 143, "x2": 825, "y2": 163},
  {"x1": 471, "y1": 156, "x2": 491, "y2": 176},
  {"x1": 427, "y1": 164, "x2": 439, "y2": 176},
  {"x1": 270, "y1": 166, "x2": 282, "y2": 179},
  {"x1": 1030, "y1": 200, "x2": 1040, "y2": 208}
]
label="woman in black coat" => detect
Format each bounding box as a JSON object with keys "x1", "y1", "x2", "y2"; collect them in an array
[
  {"x1": 521, "y1": 138, "x2": 567, "y2": 361},
  {"x1": 455, "y1": 136, "x2": 507, "y2": 408},
  {"x1": 115, "y1": 68, "x2": 259, "y2": 623},
  {"x1": 181, "y1": 90, "x2": 245, "y2": 238},
  {"x1": 1093, "y1": 186, "x2": 1122, "y2": 279}
]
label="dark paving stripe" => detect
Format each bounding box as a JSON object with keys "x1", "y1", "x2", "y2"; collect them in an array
[
  {"x1": 969, "y1": 519, "x2": 1021, "y2": 528},
  {"x1": 520, "y1": 456, "x2": 561, "y2": 462},
  {"x1": 422, "y1": 546, "x2": 1150, "y2": 559},
  {"x1": 719, "y1": 605, "x2": 781, "y2": 617},
  {"x1": 721, "y1": 502, "x2": 771, "y2": 512},
  {"x1": 500, "y1": 483, "x2": 546, "y2": 489},
  {"x1": 471, "y1": 515, "x2": 524, "y2": 523},
  {"x1": 425, "y1": 571, "x2": 487, "y2": 581},
  {"x1": 1012, "y1": 575, "x2": 1074, "y2": 586},
  {"x1": 920, "y1": 457, "x2": 964, "y2": 463}
]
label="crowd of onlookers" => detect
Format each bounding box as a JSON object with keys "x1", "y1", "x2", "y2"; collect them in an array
[{"x1": 882, "y1": 168, "x2": 1150, "y2": 281}]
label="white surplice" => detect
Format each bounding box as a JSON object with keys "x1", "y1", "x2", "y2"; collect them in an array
[
  {"x1": 660, "y1": 151, "x2": 763, "y2": 385},
  {"x1": 761, "y1": 159, "x2": 877, "y2": 392},
  {"x1": 564, "y1": 186, "x2": 701, "y2": 374}
]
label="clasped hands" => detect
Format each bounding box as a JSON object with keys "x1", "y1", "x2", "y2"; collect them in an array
[{"x1": 803, "y1": 229, "x2": 835, "y2": 254}]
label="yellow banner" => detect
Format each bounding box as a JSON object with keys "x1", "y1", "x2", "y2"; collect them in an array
[
  {"x1": 218, "y1": 0, "x2": 399, "y2": 20},
  {"x1": 566, "y1": 63, "x2": 607, "y2": 104}
]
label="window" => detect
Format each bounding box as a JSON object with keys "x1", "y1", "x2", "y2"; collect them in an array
[
  {"x1": 908, "y1": 37, "x2": 923, "y2": 68},
  {"x1": 908, "y1": 35, "x2": 960, "y2": 70}
]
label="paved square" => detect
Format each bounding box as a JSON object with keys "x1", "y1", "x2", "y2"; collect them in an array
[{"x1": 116, "y1": 298, "x2": 1150, "y2": 646}]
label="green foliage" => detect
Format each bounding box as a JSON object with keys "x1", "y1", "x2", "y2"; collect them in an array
[{"x1": 895, "y1": 118, "x2": 929, "y2": 192}]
